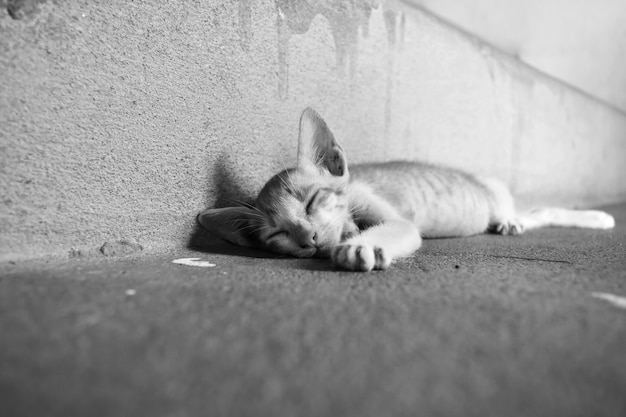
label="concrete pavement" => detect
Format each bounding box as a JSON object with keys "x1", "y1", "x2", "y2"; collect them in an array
[{"x1": 1, "y1": 204, "x2": 625, "y2": 417}]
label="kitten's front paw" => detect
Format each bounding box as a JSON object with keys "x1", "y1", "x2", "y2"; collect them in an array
[{"x1": 331, "y1": 244, "x2": 390, "y2": 272}]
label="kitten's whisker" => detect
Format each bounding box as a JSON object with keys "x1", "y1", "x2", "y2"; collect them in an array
[
  {"x1": 278, "y1": 151, "x2": 290, "y2": 172},
  {"x1": 236, "y1": 224, "x2": 274, "y2": 235},
  {"x1": 232, "y1": 223, "x2": 270, "y2": 232},
  {"x1": 222, "y1": 211, "x2": 265, "y2": 223},
  {"x1": 277, "y1": 173, "x2": 296, "y2": 194},
  {"x1": 233, "y1": 199, "x2": 267, "y2": 217},
  {"x1": 283, "y1": 169, "x2": 295, "y2": 189},
  {"x1": 277, "y1": 153, "x2": 297, "y2": 191}
]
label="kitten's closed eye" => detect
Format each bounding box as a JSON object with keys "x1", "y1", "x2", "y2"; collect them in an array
[
  {"x1": 305, "y1": 191, "x2": 319, "y2": 214},
  {"x1": 267, "y1": 230, "x2": 288, "y2": 240},
  {"x1": 307, "y1": 188, "x2": 336, "y2": 213}
]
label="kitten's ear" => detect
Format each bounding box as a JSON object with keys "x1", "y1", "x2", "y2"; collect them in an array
[
  {"x1": 297, "y1": 108, "x2": 348, "y2": 177},
  {"x1": 197, "y1": 207, "x2": 263, "y2": 248}
]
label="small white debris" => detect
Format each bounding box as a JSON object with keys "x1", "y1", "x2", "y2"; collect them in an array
[
  {"x1": 172, "y1": 258, "x2": 216, "y2": 268},
  {"x1": 125, "y1": 289, "x2": 136, "y2": 296},
  {"x1": 591, "y1": 292, "x2": 626, "y2": 310}
]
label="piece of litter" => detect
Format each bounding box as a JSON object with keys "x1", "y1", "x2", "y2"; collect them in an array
[
  {"x1": 591, "y1": 292, "x2": 626, "y2": 310},
  {"x1": 172, "y1": 258, "x2": 216, "y2": 268},
  {"x1": 125, "y1": 289, "x2": 136, "y2": 296}
]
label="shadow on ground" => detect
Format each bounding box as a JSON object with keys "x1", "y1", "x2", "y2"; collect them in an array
[{"x1": 188, "y1": 152, "x2": 279, "y2": 259}]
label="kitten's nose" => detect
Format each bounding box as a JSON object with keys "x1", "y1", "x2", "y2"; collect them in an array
[{"x1": 296, "y1": 230, "x2": 317, "y2": 249}]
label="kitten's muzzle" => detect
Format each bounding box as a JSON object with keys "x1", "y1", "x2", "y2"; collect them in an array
[{"x1": 294, "y1": 229, "x2": 318, "y2": 250}]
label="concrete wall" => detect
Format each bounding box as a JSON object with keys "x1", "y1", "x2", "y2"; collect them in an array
[
  {"x1": 407, "y1": 0, "x2": 626, "y2": 112},
  {"x1": 1, "y1": 0, "x2": 626, "y2": 262}
]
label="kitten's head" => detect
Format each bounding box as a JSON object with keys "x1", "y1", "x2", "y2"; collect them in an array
[{"x1": 198, "y1": 108, "x2": 358, "y2": 257}]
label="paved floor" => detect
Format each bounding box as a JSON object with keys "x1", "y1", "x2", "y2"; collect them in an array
[{"x1": 2, "y1": 205, "x2": 626, "y2": 417}]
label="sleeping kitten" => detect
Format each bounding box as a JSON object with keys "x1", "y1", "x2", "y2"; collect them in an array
[{"x1": 198, "y1": 108, "x2": 615, "y2": 272}]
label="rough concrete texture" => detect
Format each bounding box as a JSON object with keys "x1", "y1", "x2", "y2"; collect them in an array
[
  {"x1": 2, "y1": 0, "x2": 47, "y2": 19},
  {"x1": 1, "y1": 203, "x2": 625, "y2": 417},
  {"x1": 1, "y1": 0, "x2": 626, "y2": 262}
]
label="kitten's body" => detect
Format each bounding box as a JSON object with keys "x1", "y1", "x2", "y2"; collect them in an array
[
  {"x1": 199, "y1": 108, "x2": 615, "y2": 272},
  {"x1": 349, "y1": 161, "x2": 500, "y2": 238}
]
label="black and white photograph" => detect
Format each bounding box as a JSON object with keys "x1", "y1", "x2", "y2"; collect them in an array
[{"x1": 1, "y1": 0, "x2": 625, "y2": 416}]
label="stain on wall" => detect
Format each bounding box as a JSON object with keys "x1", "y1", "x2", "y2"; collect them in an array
[
  {"x1": 273, "y1": 0, "x2": 385, "y2": 97},
  {"x1": 238, "y1": 0, "x2": 252, "y2": 51},
  {"x1": 270, "y1": 0, "x2": 406, "y2": 141}
]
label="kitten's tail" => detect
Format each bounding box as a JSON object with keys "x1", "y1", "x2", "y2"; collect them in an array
[{"x1": 517, "y1": 208, "x2": 615, "y2": 232}]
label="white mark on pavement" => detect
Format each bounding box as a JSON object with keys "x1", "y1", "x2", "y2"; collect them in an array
[
  {"x1": 172, "y1": 258, "x2": 216, "y2": 268},
  {"x1": 125, "y1": 289, "x2": 136, "y2": 296},
  {"x1": 591, "y1": 292, "x2": 626, "y2": 310}
]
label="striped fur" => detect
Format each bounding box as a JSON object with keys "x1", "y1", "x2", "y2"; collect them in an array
[{"x1": 198, "y1": 108, "x2": 615, "y2": 272}]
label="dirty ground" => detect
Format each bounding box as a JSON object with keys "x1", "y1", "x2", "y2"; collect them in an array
[{"x1": 1, "y1": 204, "x2": 625, "y2": 417}]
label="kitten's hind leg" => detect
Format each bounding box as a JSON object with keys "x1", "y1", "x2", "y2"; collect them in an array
[
  {"x1": 518, "y1": 208, "x2": 615, "y2": 231},
  {"x1": 479, "y1": 178, "x2": 615, "y2": 234},
  {"x1": 488, "y1": 219, "x2": 524, "y2": 236},
  {"x1": 481, "y1": 178, "x2": 524, "y2": 236}
]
